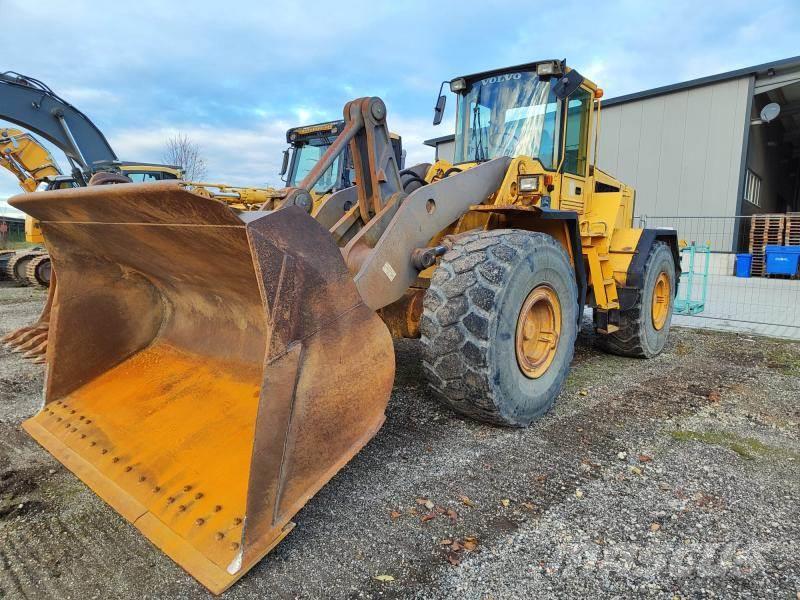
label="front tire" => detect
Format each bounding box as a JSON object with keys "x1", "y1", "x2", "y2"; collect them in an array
[{"x1": 421, "y1": 230, "x2": 578, "y2": 427}]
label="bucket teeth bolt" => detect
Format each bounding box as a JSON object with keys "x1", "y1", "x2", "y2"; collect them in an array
[
  {"x1": 233, "y1": 517, "x2": 242, "y2": 526},
  {"x1": 215, "y1": 532, "x2": 224, "y2": 541}
]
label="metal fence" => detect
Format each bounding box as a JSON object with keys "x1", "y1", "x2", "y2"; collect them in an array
[{"x1": 636, "y1": 215, "x2": 800, "y2": 339}]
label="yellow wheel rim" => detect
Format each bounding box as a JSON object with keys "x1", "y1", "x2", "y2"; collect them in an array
[
  {"x1": 515, "y1": 285, "x2": 561, "y2": 379},
  {"x1": 651, "y1": 272, "x2": 670, "y2": 331}
]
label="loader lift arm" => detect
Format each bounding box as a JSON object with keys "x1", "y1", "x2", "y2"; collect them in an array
[
  {"x1": 0, "y1": 72, "x2": 118, "y2": 183},
  {"x1": 278, "y1": 97, "x2": 510, "y2": 310}
]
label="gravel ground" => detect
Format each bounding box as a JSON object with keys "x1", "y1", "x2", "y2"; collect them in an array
[{"x1": 1, "y1": 282, "x2": 799, "y2": 599}]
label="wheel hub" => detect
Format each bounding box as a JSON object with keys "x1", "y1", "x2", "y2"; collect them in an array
[
  {"x1": 651, "y1": 272, "x2": 670, "y2": 331},
  {"x1": 515, "y1": 285, "x2": 561, "y2": 379}
]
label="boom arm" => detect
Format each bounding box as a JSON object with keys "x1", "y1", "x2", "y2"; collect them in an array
[
  {"x1": 0, "y1": 128, "x2": 62, "y2": 192},
  {"x1": 0, "y1": 72, "x2": 117, "y2": 180}
]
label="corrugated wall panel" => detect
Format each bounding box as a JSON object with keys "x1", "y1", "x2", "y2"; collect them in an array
[{"x1": 597, "y1": 77, "x2": 750, "y2": 220}]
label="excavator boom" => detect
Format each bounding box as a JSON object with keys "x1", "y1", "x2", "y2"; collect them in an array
[{"x1": 0, "y1": 127, "x2": 62, "y2": 192}]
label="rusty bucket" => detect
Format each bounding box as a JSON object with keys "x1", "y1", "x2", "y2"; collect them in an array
[{"x1": 10, "y1": 181, "x2": 395, "y2": 594}]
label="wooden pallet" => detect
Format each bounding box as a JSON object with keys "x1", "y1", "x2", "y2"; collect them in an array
[
  {"x1": 786, "y1": 212, "x2": 800, "y2": 246},
  {"x1": 749, "y1": 214, "x2": 785, "y2": 277}
]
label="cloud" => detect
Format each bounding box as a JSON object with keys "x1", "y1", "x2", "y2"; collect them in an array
[{"x1": 2, "y1": 0, "x2": 799, "y2": 210}]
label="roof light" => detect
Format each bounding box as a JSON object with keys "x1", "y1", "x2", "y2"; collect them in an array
[
  {"x1": 536, "y1": 61, "x2": 561, "y2": 77},
  {"x1": 449, "y1": 78, "x2": 467, "y2": 93}
]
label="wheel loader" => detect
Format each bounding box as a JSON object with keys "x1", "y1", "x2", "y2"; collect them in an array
[
  {"x1": 8, "y1": 59, "x2": 678, "y2": 594},
  {"x1": 280, "y1": 119, "x2": 406, "y2": 213}
]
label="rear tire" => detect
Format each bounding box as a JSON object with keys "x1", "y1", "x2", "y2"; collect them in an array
[
  {"x1": 595, "y1": 241, "x2": 675, "y2": 358},
  {"x1": 421, "y1": 230, "x2": 578, "y2": 427}
]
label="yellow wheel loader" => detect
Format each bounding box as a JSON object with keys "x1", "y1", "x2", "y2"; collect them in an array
[
  {"x1": 9, "y1": 59, "x2": 678, "y2": 593},
  {"x1": 280, "y1": 119, "x2": 406, "y2": 213}
]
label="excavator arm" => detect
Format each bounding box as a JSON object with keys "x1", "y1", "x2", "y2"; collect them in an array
[
  {"x1": 0, "y1": 71, "x2": 117, "y2": 182},
  {"x1": 0, "y1": 127, "x2": 62, "y2": 192}
]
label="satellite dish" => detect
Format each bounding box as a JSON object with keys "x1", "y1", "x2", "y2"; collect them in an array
[{"x1": 760, "y1": 102, "x2": 781, "y2": 123}]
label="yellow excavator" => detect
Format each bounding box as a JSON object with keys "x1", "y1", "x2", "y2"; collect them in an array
[
  {"x1": 9, "y1": 60, "x2": 677, "y2": 593},
  {"x1": 0, "y1": 127, "x2": 60, "y2": 286}
]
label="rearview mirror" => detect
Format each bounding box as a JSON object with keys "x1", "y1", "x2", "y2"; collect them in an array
[
  {"x1": 433, "y1": 95, "x2": 447, "y2": 126},
  {"x1": 552, "y1": 69, "x2": 585, "y2": 99},
  {"x1": 279, "y1": 149, "x2": 290, "y2": 176}
]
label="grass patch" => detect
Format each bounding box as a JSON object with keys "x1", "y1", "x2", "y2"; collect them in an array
[
  {"x1": 670, "y1": 429, "x2": 799, "y2": 461},
  {"x1": 765, "y1": 347, "x2": 800, "y2": 377}
]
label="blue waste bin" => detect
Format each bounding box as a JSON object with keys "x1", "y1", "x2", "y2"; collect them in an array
[
  {"x1": 765, "y1": 245, "x2": 800, "y2": 276},
  {"x1": 735, "y1": 253, "x2": 752, "y2": 278}
]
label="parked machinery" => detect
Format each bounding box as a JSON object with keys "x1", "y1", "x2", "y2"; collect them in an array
[
  {"x1": 9, "y1": 60, "x2": 678, "y2": 593},
  {"x1": 280, "y1": 119, "x2": 406, "y2": 212}
]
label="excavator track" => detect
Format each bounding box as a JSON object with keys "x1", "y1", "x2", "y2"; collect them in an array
[
  {"x1": 5, "y1": 250, "x2": 46, "y2": 285},
  {"x1": 0, "y1": 249, "x2": 15, "y2": 278},
  {"x1": 25, "y1": 253, "x2": 51, "y2": 288}
]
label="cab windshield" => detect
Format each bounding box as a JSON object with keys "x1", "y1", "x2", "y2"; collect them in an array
[
  {"x1": 288, "y1": 140, "x2": 342, "y2": 193},
  {"x1": 454, "y1": 71, "x2": 558, "y2": 166}
]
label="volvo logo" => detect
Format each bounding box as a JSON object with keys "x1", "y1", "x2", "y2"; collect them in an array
[{"x1": 480, "y1": 73, "x2": 522, "y2": 85}]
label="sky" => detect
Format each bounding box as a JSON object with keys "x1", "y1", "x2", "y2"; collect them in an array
[{"x1": 2, "y1": 0, "x2": 800, "y2": 215}]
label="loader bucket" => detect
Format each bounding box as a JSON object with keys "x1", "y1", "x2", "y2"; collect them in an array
[{"x1": 10, "y1": 181, "x2": 395, "y2": 594}]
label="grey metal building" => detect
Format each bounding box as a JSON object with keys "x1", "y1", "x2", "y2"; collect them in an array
[{"x1": 425, "y1": 56, "x2": 800, "y2": 225}]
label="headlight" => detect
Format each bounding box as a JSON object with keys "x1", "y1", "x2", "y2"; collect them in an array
[
  {"x1": 449, "y1": 78, "x2": 467, "y2": 92},
  {"x1": 536, "y1": 61, "x2": 562, "y2": 76},
  {"x1": 518, "y1": 175, "x2": 539, "y2": 193}
]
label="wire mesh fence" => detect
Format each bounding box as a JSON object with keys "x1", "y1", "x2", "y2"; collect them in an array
[{"x1": 637, "y1": 215, "x2": 800, "y2": 337}]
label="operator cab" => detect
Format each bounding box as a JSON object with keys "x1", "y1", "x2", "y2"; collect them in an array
[
  {"x1": 434, "y1": 60, "x2": 597, "y2": 176},
  {"x1": 282, "y1": 121, "x2": 405, "y2": 194},
  {"x1": 283, "y1": 121, "x2": 347, "y2": 194}
]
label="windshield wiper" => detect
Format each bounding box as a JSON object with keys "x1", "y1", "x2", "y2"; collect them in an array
[{"x1": 471, "y1": 85, "x2": 486, "y2": 163}]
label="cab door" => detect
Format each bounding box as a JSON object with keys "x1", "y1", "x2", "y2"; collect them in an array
[{"x1": 558, "y1": 86, "x2": 593, "y2": 214}]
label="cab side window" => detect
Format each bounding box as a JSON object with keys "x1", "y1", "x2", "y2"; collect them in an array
[
  {"x1": 563, "y1": 87, "x2": 592, "y2": 176},
  {"x1": 126, "y1": 172, "x2": 161, "y2": 182}
]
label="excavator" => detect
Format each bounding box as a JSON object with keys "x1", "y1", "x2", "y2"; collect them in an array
[
  {"x1": 9, "y1": 60, "x2": 678, "y2": 593},
  {"x1": 0, "y1": 127, "x2": 60, "y2": 284}
]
